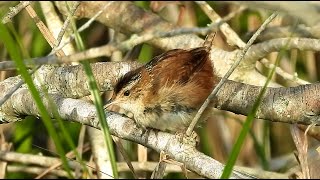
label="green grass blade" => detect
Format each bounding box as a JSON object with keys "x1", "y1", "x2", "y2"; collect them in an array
[
  {"x1": 234, "y1": 117, "x2": 269, "y2": 169},
  {"x1": 69, "y1": 10, "x2": 118, "y2": 178},
  {"x1": 42, "y1": 93, "x2": 92, "y2": 177},
  {"x1": 220, "y1": 33, "x2": 293, "y2": 180},
  {"x1": 0, "y1": 22, "x2": 74, "y2": 178}
]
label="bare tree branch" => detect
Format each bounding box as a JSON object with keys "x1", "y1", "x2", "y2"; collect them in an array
[
  {"x1": 227, "y1": 1, "x2": 320, "y2": 27},
  {"x1": 1, "y1": 1, "x2": 30, "y2": 24},
  {"x1": 245, "y1": 25, "x2": 314, "y2": 41},
  {"x1": 7, "y1": 165, "x2": 74, "y2": 178},
  {"x1": 245, "y1": 38, "x2": 320, "y2": 64}
]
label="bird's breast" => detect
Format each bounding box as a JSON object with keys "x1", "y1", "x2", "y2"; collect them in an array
[{"x1": 136, "y1": 106, "x2": 196, "y2": 132}]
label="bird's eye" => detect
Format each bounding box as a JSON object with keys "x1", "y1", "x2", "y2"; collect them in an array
[{"x1": 124, "y1": 90, "x2": 130, "y2": 96}]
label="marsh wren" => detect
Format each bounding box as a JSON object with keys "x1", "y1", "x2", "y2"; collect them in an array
[{"x1": 105, "y1": 34, "x2": 218, "y2": 133}]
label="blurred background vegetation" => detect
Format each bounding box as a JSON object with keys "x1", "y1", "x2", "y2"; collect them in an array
[{"x1": 0, "y1": 1, "x2": 318, "y2": 179}]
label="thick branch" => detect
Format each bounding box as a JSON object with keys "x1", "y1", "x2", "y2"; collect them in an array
[
  {"x1": 2, "y1": 60, "x2": 320, "y2": 125},
  {"x1": 214, "y1": 80, "x2": 320, "y2": 125},
  {"x1": 32, "y1": 62, "x2": 140, "y2": 98},
  {"x1": 245, "y1": 38, "x2": 320, "y2": 64}
]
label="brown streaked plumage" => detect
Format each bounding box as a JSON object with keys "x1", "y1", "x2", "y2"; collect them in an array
[{"x1": 106, "y1": 35, "x2": 217, "y2": 133}]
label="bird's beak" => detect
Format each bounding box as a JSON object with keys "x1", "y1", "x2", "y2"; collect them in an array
[
  {"x1": 104, "y1": 99, "x2": 122, "y2": 111},
  {"x1": 104, "y1": 99, "x2": 114, "y2": 110},
  {"x1": 105, "y1": 99, "x2": 112, "y2": 106},
  {"x1": 103, "y1": 90, "x2": 116, "y2": 109}
]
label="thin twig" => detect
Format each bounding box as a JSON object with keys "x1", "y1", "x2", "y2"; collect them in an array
[
  {"x1": 7, "y1": 165, "x2": 73, "y2": 178},
  {"x1": 259, "y1": 59, "x2": 310, "y2": 85},
  {"x1": 186, "y1": 12, "x2": 278, "y2": 136},
  {"x1": 197, "y1": 1, "x2": 308, "y2": 85},
  {"x1": 24, "y1": 2, "x2": 65, "y2": 57},
  {"x1": 53, "y1": 2, "x2": 232, "y2": 53},
  {"x1": 120, "y1": 12, "x2": 237, "y2": 50},
  {"x1": 53, "y1": 2, "x2": 110, "y2": 53},
  {"x1": 33, "y1": 144, "x2": 113, "y2": 178},
  {"x1": 35, "y1": 143, "x2": 90, "y2": 179},
  {"x1": 229, "y1": 1, "x2": 320, "y2": 27},
  {"x1": 197, "y1": 1, "x2": 307, "y2": 86},
  {"x1": 0, "y1": 14, "x2": 240, "y2": 70},
  {"x1": 1, "y1": 1, "x2": 30, "y2": 24},
  {"x1": 196, "y1": 1, "x2": 246, "y2": 47},
  {"x1": 54, "y1": 2, "x2": 80, "y2": 48}
]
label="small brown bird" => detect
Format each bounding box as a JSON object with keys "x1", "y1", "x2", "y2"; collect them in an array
[{"x1": 106, "y1": 34, "x2": 217, "y2": 133}]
